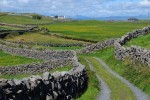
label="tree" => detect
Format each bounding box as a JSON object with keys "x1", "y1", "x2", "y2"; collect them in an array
[{"x1": 32, "y1": 15, "x2": 42, "y2": 20}]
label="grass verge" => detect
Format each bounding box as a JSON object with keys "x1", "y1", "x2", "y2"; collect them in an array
[
  {"x1": 86, "y1": 57, "x2": 135, "y2": 100},
  {"x1": 81, "y1": 47, "x2": 150, "y2": 95}
]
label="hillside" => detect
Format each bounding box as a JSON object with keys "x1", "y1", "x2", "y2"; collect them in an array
[{"x1": 0, "y1": 13, "x2": 54, "y2": 24}]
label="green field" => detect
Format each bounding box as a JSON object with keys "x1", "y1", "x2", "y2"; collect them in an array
[
  {"x1": 41, "y1": 20, "x2": 150, "y2": 41},
  {"x1": 126, "y1": 33, "x2": 150, "y2": 49},
  {"x1": 0, "y1": 50, "x2": 42, "y2": 66},
  {"x1": 6, "y1": 32, "x2": 87, "y2": 44},
  {"x1": 0, "y1": 14, "x2": 53, "y2": 24}
]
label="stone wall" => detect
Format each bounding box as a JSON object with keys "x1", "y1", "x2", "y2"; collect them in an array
[
  {"x1": 80, "y1": 38, "x2": 116, "y2": 53},
  {"x1": 0, "y1": 52, "x2": 88, "y2": 100},
  {"x1": 0, "y1": 40, "x2": 29, "y2": 49},
  {"x1": 114, "y1": 26, "x2": 150, "y2": 65},
  {"x1": 0, "y1": 23, "x2": 37, "y2": 29},
  {"x1": 0, "y1": 23, "x2": 38, "y2": 38},
  {"x1": 0, "y1": 59, "x2": 72, "y2": 75},
  {"x1": 9, "y1": 41, "x2": 88, "y2": 47},
  {"x1": 0, "y1": 44, "x2": 74, "y2": 60}
]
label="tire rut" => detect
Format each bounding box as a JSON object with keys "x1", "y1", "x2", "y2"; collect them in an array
[
  {"x1": 94, "y1": 57, "x2": 149, "y2": 100},
  {"x1": 85, "y1": 58, "x2": 111, "y2": 100}
]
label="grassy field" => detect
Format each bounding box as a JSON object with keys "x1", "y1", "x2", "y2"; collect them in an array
[
  {"x1": 6, "y1": 32, "x2": 87, "y2": 44},
  {"x1": 80, "y1": 47, "x2": 150, "y2": 95},
  {"x1": 0, "y1": 14, "x2": 53, "y2": 24},
  {"x1": 0, "y1": 50, "x2": 42, "y2": 66},
  {"x1": 41, "y1": 20, "x2": 150, "y2": 41},
  {"x1": 126, "y1": 33, "x2": 150, "y2": 49}
]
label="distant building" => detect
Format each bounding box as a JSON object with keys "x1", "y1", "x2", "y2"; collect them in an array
[
  {"x1": 128, "y1": 18, "x2": 139, "y2": 22},
  {"x1": 54, "y1": 15, "x2": 66, "y2": 19},
  {"x1": 58, "y1": 16, "x2": 65, "y2": 19}
]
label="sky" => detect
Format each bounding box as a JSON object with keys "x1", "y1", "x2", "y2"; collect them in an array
[{"x1": 0, "y1": 0, "x2": 150, "y2": 18}]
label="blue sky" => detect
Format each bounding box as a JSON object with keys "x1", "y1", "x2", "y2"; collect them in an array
[{"x1": 0, "y1": 0, "x2": 150, "y2": 17}]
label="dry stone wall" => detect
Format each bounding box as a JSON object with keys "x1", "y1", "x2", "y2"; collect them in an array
[
  {"x1": 0, "y1": 59, "x2": 72, "y2": 75},
  {"x1": 0, "y1": 44, "x2": 74, "y2": 60},
  {"x1": 9, "y1": 41, "x2": 88, "y2": 47},
  {"x1": 114, "y1": 26, "x2": 150, "y2": 65},
  {"x1": 0, "y1": 23, "x2": 38, "y2": 38},
  {"x1": 80, "y1": 38, "x2": 116, "y2": 53},
  {"x1": 0, "y1": 52, "x2": 88, "y2": 100},
  {"x1": 0, "y1": 23, "x2": 37, "y2": 29}
]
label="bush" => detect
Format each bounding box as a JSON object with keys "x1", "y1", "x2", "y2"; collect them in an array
[{"x1": 32, "y1": 15, "x2": 42, "y2": 20}]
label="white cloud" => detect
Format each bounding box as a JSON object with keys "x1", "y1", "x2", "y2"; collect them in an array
[
  {"x1": 140, "y1": 0, "x2": 150, "y2": 7},
  {"x1": 0, "y1": 0, "x2": 150, "y2": 17}
]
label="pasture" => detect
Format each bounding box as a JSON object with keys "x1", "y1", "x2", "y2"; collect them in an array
[
  {"x1": 0, "y1": 50, "x2": 42, "y2": 66},
  {"x1": 126, "y1": 33, "x2": 150, "y2": 49},
  {"x1": 6, "y1": 32, "x2": 87, "y2": 44},
  {"x1": 41, "y1": 20, "x2": 150, "y2": 41}
]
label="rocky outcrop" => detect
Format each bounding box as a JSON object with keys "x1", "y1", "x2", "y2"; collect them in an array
[{"x1": 114, "y1": 26, "x2": 150, "y2": 65}]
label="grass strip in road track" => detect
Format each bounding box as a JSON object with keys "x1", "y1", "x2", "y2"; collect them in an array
[
  {"x1": 77, "y1": 56, "x2": 100, "y2": 100},
  {"x1": 86, "y1": 57, "x2": 136, "y2": 100}
]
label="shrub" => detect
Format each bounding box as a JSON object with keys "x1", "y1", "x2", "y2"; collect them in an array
[{"x1": 32, "y1": 15, "x2": 42, "y2": 20}]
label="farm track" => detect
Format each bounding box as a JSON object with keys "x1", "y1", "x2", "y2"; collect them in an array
[
  {"x1": 85, "y1": 59, "x2": 111, "y2": 100},
  {"x1": 94, "y1": 57, "x2": 149, "y2": 100}
]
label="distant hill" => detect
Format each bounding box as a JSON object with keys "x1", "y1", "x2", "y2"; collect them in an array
[{"x1": 71, "y1": 15, "x2": 150, "y2": 20}]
